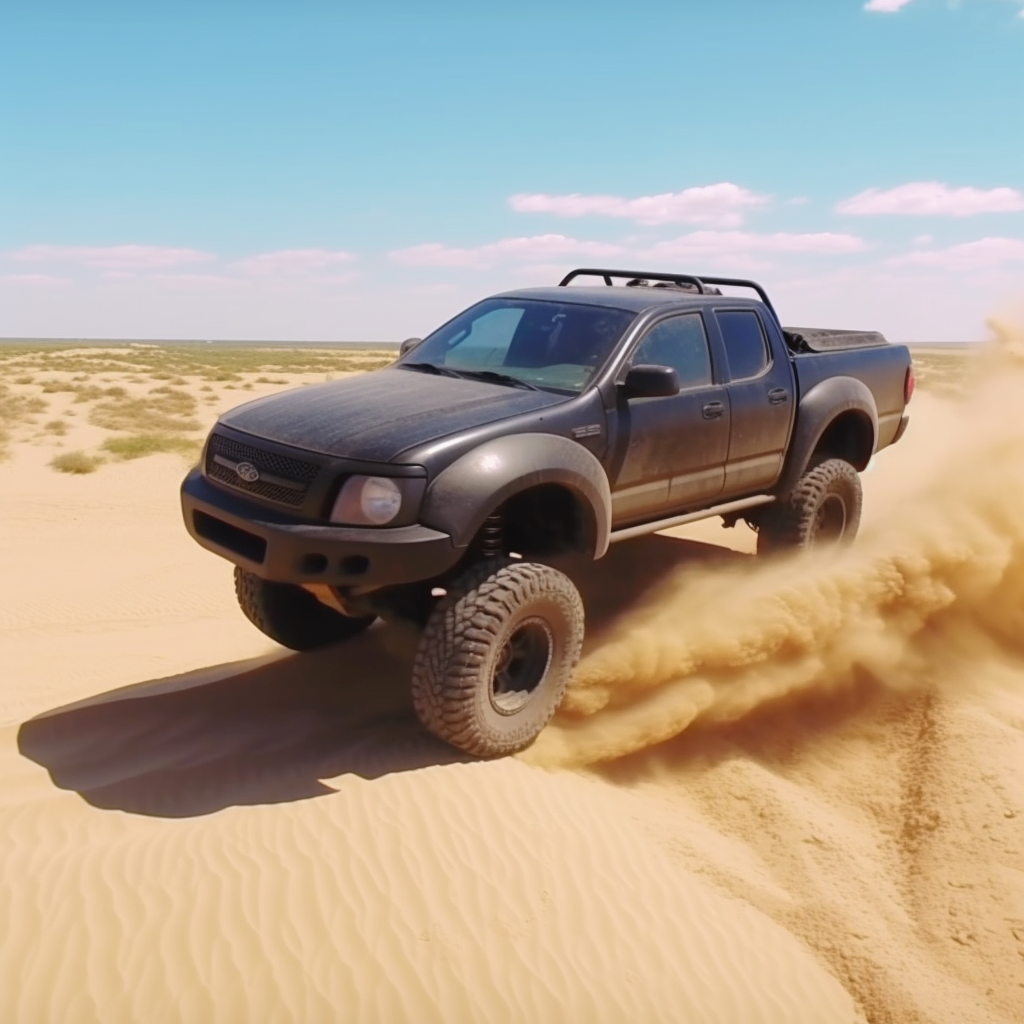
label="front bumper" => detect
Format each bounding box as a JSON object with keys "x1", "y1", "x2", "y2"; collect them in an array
[{"x1": 181, "y1": 468, "x2": 459, "y2": 588}]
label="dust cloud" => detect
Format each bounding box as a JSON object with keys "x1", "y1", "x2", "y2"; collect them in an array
[{"x1": 527, "y1": 316, "x2": 1024, "y2": 769}]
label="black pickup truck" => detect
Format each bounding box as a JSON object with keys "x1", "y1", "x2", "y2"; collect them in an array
[{"x1": 181, "y1": 268, "x2": 913, "y2": 757}]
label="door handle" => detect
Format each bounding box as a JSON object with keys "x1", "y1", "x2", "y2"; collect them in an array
[
  {"x1": 768, "y1": 388, "x2": 789, "y2": 405},
  {"x1": 702, "y1": 401, "x2": 725, "y2": 419}
]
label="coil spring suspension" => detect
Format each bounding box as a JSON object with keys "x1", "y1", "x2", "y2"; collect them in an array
[{"x1": 480, "y1": 513, "x2": 505, "y2": 559}]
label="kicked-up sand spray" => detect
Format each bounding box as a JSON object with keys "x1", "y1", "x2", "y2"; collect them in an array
[{"x1": 526, "y1": 316, "x2": 1024, "y2": 769}]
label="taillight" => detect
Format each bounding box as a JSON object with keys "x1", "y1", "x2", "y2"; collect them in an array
[{"x1": 904, "y1": 365, "x2": 915, "y2": 404}]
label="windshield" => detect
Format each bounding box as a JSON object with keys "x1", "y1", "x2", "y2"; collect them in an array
[{"x1": 400, "y1": 298, "x2": 636, "y2": 393}]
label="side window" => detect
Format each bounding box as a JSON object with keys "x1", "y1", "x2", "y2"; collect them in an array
[
  {"x1": 716, "y1": 310, "x2": 769, "y2": 380},
  {"x1": 632, "y1": 314, "x2": 712, "y2": 388},
  {"x1": 446, "y1": 307, "x2": 525, "y2": 367}
]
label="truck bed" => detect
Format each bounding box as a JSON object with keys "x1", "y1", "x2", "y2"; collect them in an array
[{"x1": 783, "y1": 327, "x2": 888, "y2": 353}]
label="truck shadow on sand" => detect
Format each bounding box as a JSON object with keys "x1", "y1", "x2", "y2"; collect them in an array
[{"x1": 18, "y1": 534, "x2": 747, "y2": 819}]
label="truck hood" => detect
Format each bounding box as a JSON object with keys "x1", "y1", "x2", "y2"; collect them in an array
[{"x1": 218, "y1": 368, "x2": 569, "y2": 462}]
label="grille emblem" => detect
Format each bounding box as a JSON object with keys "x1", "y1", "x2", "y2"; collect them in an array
[{"x1": 235, "y1": 461, "x2": 260, "y2": 483}]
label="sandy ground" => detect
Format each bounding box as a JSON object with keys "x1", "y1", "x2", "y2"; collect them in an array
[{"x1": 1, "y1": 339, "x2": 1022, "y2": 1023}]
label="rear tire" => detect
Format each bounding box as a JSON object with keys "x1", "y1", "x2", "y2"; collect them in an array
[
  {"x1": 411, "y1": 559, "x2": 584, "y2": 758},
  {"x1": 234, "y1": 567, "x2": 376, "y2": 651},
  {"x1": 757, "y1": 458, "x2": 862, "y2": 556}
]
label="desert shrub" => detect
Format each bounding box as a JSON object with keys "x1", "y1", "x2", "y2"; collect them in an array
[
  {"x1": 101, "y1": 434, "x2": 201, "y2": 461},
  {"x1": 50, "y1": 450, "x2": 102, "y2": 474}
]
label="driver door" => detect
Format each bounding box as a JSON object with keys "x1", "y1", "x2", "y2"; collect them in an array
[{"x1": 609, "y1": 312, "x2": 730, "y2": 525}]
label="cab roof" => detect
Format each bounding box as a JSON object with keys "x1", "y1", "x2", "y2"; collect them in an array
[{"x1": 494, "y1": 285, "x2": 766, "y2": 315}]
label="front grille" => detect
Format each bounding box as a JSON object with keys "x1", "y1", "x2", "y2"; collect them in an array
[{"x1": 205, "y1": 432, "x2": 320, "y2": 507}]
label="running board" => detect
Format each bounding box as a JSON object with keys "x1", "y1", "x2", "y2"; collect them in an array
[{"x1": 609, "y1": 494, "x2": 775, "y2": 544}]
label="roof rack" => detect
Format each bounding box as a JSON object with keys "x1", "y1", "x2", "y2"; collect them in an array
[{"x1": 558, "y1": 268, "x2": 778, "y2": 321}]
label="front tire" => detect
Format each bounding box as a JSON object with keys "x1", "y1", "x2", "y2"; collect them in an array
[
  {"x1": 234, "y1": 567, "x2": 376, "y2": 651},
  {"x1": 411, "y1": 560, "x2": 584, "y2": 758},
  {"x1": 757, "y1": 458, "x2": 862, "y2": 556}
]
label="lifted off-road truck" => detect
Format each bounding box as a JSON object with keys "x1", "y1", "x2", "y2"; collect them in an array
[{"x1": 181, "y1": 269, "x2": 913, "y2": 757}]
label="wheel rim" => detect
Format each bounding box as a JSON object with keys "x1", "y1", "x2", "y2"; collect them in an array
[
  {"x1": 490, "y1": 617, "x2": 553, "y2": 715},
  {"x1": 813, "y1": 494, "x2": 847, "y2": 542}
]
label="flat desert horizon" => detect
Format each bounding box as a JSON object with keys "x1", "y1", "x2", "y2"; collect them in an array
[{"x1": 2, "y1": 329, "x2": 1022, "y2": 1023}]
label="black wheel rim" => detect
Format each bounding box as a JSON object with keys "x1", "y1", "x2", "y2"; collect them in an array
[
  {"x1": 813, "y1": 494, "x2": 847, "y2": 542},
  {"x1": 490, "y1": 617, "x2": 553, "y2": 715}
]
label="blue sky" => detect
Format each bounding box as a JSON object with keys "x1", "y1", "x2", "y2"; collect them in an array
[{"x1": 1, "y1": 0, "x2": 1022, "y2": 342}]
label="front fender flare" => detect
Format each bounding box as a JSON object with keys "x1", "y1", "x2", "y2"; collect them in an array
[{"x1": 419, "y1": 433, "x2": 612, "y2": 558}]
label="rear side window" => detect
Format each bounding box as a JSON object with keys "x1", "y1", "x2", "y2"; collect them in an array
[
  {"x1": 632, "y1": 313, "x2": 712, "y2": 388},
  {"x1": 717, "y1": 310, "x2": 769, "y2": 381}
]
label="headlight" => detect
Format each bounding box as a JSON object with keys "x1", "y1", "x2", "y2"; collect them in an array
[{"x1": 330, "y1": 475, "x2": 403, "y2": 526}]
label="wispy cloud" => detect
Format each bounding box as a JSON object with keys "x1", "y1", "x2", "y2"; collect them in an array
[
  {"x1": 147, "y1": 273, "x2": 249, "y2": 289},
  {"x1": 0, "y1": 273, "x2": 71, "y2": 286},
  {"x1": 509, "y1": 183, "x2": 769, "y2": 228},
  {"x1": 865, "y1": 0, "x2": 1024, "y2": 17},
  {"x1": 837, "y1": 182, "x2": 1024, "y2": 217},
  {"x1": 391, "y1": 229, "x2": 867, "y2": 271},
  {"x1": 645, "y1": 231, "x2": 869, "y2": 260},
  {"x1": 886, "y1": 237, "x2": 1024, "y2": 269},
  {"x1": 390, "y1": 234, "x2": 623, "y2": 268},
  {"x1": 234, "y1": 248, "x2": 358, "y2": 276},
  {"x1": 12, "y1": 244, "x2": 215, "y2": 270},
  {"x1": 864, "y1": 0, "x2": 914, "y2": 12}
]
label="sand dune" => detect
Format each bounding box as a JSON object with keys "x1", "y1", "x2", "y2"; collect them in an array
[
  {"x1": 1, "y1": 333, "x2": 1022, "y2": 1023},
  {"x1": 2, "y1": 724, "x2": 861, "y2": 1023}
]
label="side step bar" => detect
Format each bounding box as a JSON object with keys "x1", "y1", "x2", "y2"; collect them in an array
[{"x1": 608, "y1": 494, "x2": 775, "y2": 544}]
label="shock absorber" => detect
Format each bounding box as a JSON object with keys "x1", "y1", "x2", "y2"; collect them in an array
[{"x1": 480, "y1": 512, "x2": 504, "y2": 559}]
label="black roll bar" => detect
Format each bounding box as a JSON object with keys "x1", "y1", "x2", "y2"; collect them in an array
[{"x1": 558, "y1": 267, "x2": 779, "y2": 322}]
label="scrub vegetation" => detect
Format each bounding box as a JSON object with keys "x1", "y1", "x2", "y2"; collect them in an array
[
  {"x1": 0, "y1": 341, "x2": 396, "y2": 471},
  {"x1": 0, "y1": 341, "x2": 396, "y2": 380},
  {"x1": 0, "y1": 383, "x2": 48, "y2": 460},
  {"x1": 49, "y1": 450, "x2": 103, "y2": 474},
  {"x1": 101, "y1": 434, "x2": 203, "y2": 461}
]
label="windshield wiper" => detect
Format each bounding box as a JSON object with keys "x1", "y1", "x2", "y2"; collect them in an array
[
  {"x1": 399, "y1": 361, "x2": 463, "y2": 379},
  {"x1": 401, "y1": 362, "x2": 541, "y2": 391},
  {"x1": 456, "y1": 369, "x2": 541, "y2": 391}
]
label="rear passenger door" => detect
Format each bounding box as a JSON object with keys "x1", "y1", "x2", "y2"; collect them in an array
[
  {"x1": 609, "y1": 312, "x2": 729, "y2": 524},
  {"x1": 713, "y1": 309, "x2": 795, "y2": 495}
]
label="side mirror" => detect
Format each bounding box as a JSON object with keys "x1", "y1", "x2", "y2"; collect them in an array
[
  {"x1": 621, "y1": 364, "x2": 680, "y2": 398},
  {"x1": 399, "y1": 337, "x2": 423, "y2": 357}
]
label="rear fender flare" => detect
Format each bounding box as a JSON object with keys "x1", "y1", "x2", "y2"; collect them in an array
[
  {"x1": 419, "y1": 433, "x2": 612, "y2": 558},
  {"x1": 778, "y1": 377, "x2": 878, "y2": 497}
]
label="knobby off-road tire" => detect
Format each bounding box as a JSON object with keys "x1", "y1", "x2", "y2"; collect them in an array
[
  {"x1": 757, "y1": 458, "x2": 863, "y2": 556},
  {"x1": 234, "y1": 567, "x2": 375, "y2": 651},
  {"x1": 411, "y1": 559, "x2": 585, "y2": 758}
]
